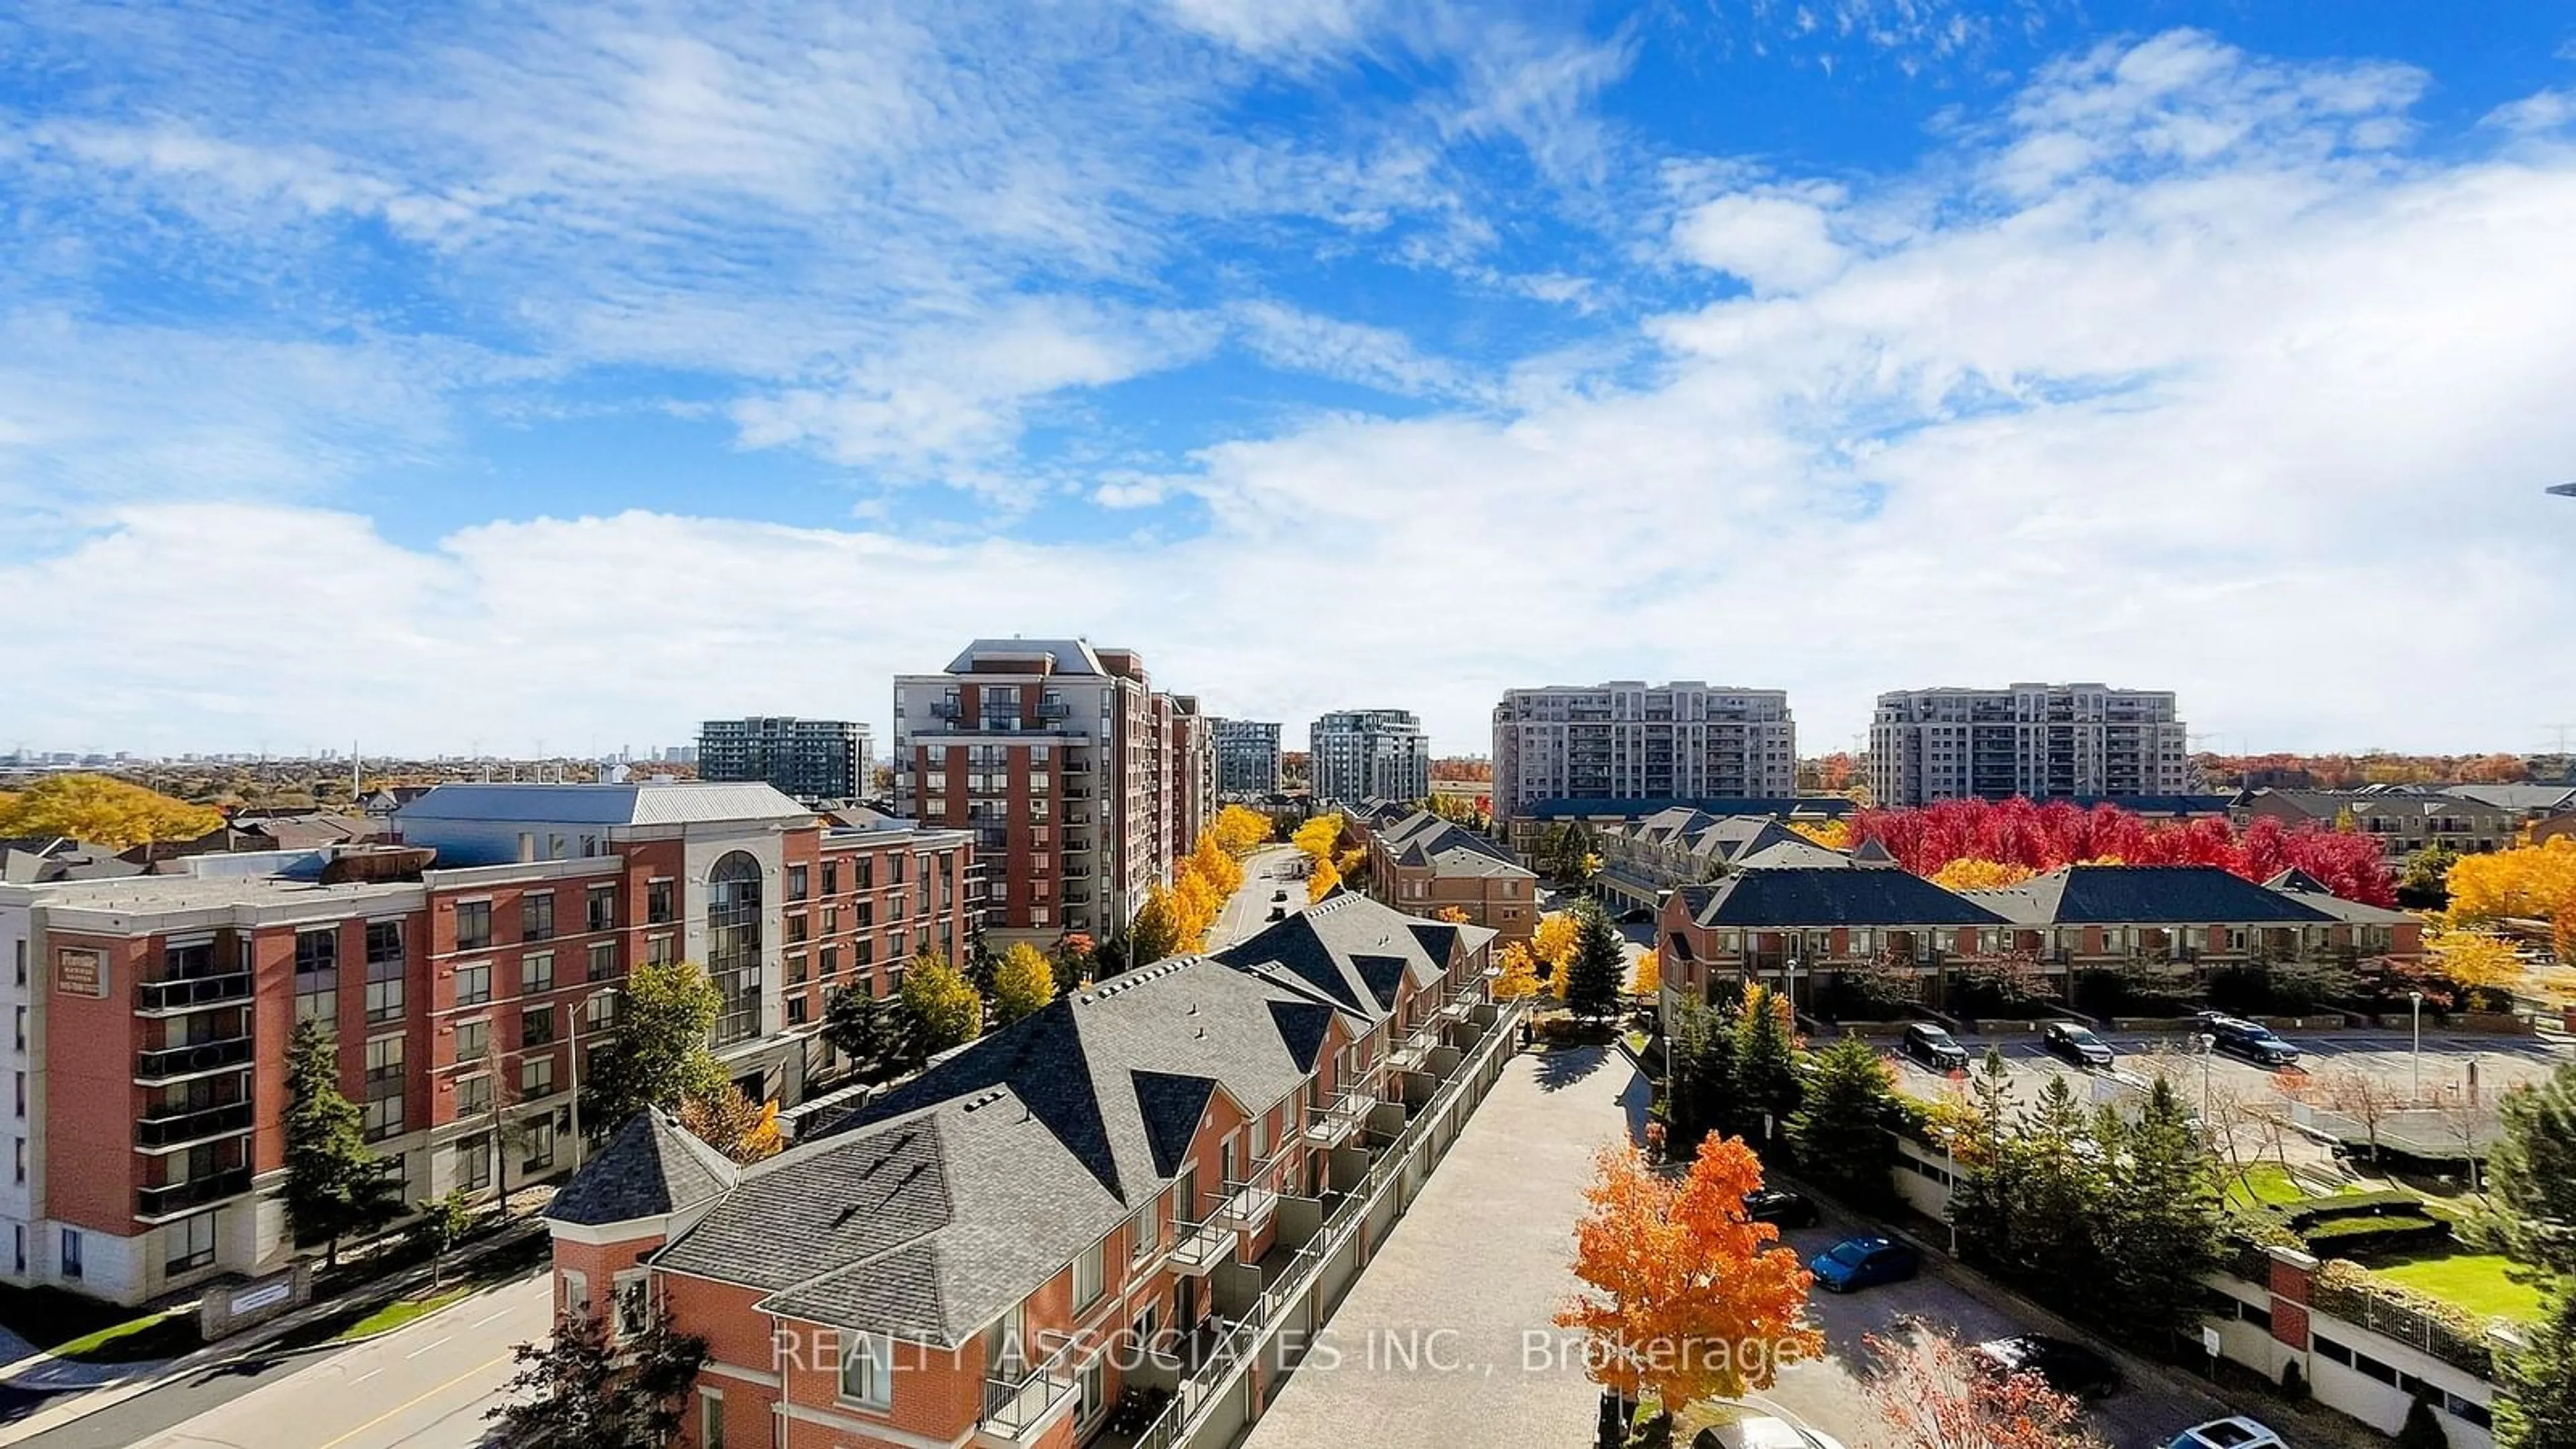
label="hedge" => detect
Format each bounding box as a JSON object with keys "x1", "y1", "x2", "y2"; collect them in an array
[{"x1": 2300, "y1": 1214, "x2": 2454, "y2": 1258}]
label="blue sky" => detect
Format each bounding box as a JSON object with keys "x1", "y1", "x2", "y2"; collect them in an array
[{"x1": 4, "y1": 0, "x2": 2574, "y2": 759}]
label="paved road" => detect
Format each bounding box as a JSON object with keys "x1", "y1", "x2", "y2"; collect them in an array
[
  {"x1": 1210, "y1": 845, "x2": 1303, "y2": 950},
  {"x1": 107, "y1": 1275, "x2": 548, "y2": 1449},
  {"x1": 1242, "y1": 1043, "x2": 1650, "y2": 1449}
]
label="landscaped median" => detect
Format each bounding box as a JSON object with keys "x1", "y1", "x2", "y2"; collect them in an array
[{"x1": 0, "y1": 1285, "x2": 203, "y2": 1366}]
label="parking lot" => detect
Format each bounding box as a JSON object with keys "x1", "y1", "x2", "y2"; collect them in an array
[{"x1": 1882, "y1": 1027, "x2": 2562, "y2": 1109}]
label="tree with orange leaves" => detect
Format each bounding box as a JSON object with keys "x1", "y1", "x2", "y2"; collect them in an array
[
  {"x1": 1557, "y1": 1134, "x2": 1821, "y2": 1415},
  {"x1": 1864, "y1": 1326, "x2": 2103, "y2": 1449},
  {"x1": 1434, "y1": 906, "x2": 1471, "y2": 925}
]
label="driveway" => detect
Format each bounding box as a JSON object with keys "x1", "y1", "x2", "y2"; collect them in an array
[
  {"x1": 1240, "y1": 1044, "x2": 1649, "y2": 1449},
  {"x1": 1210, "y1": 845, "x2": 1303, "y2": 951}
]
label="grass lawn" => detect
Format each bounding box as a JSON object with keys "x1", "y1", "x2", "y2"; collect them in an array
[
  {"x1": 2222, "y1": 1161, "x2": 2314, "y2": 1210},
  {"x1": 2371, "y1": 1252, "x2": 2553, "y2": 1325},
  {"x1": 337, "y1": 1285, "x2": 474, "y2": 1340},
  {"x1": 0, "y1": 1283, "x2": 204, "y2": 1362}
]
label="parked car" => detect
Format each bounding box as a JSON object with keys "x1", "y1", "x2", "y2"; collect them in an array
[
  {"x1": 2166, "y1": 1417, "x2": 2286, "y2": 1449},
  {"x1": 1693, "y1": 1413, "x2": 1850, "y2": 1449},
  {"x1": 1742, "y1": 1189, "x2": 1818, "y2": 1229},
  {"x1": 2202, "y1": 1016, "x2": 2302, "y2": 1067},
  {"x1": 1807, "y1": 1236, "x2": 1919, "y2": 1292},
  {"x1": 1618, "y1": 906, "x2": 1654, "y2": 924},
  {"x1": 2042, "y1": 1022, "x2": 2115, "y2": 1069},
  {"x1": 1272, "y1": 890, "x2": 1288, "y2": 902},
  {"x1": 1900, "y1": 1022, "x2": 1970, "y2": 1072},
  {"x1": 1972, "y1": 1334, "x2": 2122, "y2": 1400},
  {"x1": 1266, "y1": 906, "x2": 1286, "y2": 921}
]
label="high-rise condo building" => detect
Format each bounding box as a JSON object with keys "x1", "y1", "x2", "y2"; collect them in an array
[
  {"x1": 1491, "y1": 682, "x2": 1796, "y2": 824},
  {"x1": 697, "y1": 716, "x2": 871, "y2": 801},
  {"x1": 1212, "y1": 719, "x2": 1283, "y2": 795},
  {"x1": 1869, "y1": 683, "x2": 2192, "y2": 806},
  {"x1": 1309, "y1": 710, "x2": 1430, "y2": 806}
]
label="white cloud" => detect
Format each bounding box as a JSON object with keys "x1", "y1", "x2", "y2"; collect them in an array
[
  {"x1": 2485, "y1": 89, "x2": 2576, "y2": 136},
  {"x1": 1672, "y1": 191, "x2": 1851, "y2": 294},
  {"x1": 1159, "y1": 0, "x2": 1384, "y2": 57},
  {"x1": 1228, "y1": 300, "x2": 1487, "y2": 400}
]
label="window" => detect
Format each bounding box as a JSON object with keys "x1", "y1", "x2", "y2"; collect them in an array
[
  {"x1": 855, "y1": 857, "x2": 875, "y2": 890},
  {"x1": 455, "y1": 901, "x2": 492, "y2": 952},
  {"x1": 586, "y1": 884, "x2": 616, "y2": 933},
  {"x1": 454, "y1": 963, "x2": 491, "y2": 1008},
  {"x1": 1078, "y1": 1359, "x2": 1105, "y2": 1426},
  {"x1": 368, "y1": 930, "x2": 408, "y2": 1022},
  {"x1": 521, "y1": 1056, "x2": 556, "y2": 1099},
  {"x1": 822, "y1": 860, "x2": 839, "y2": 896},
  {"x1": 646, "y1": 879, "x2": 674, "y2": 925},
  {"x1": 295, "y1": 930, "x2": 338, "y2": 1024},
  {"x1": 456, "y1": 1019, "x2": 490, "y2": 1063},
  {"x1": 563, "y1": 1269, "x2": 590, "y2": 1318},
  {"x1": 11, "y1": 1138, "x2": 20, "y2": 1184},
  {"x1": 787, "y1": 864, "x2": 809, "y2": 902},
  {"x1": 584, "y1": 991, "x2": 618, "y2": 1032},
  {"x1": 786, "y1": 994, "x2": 809, "y2": 1026},
  {"x1": 522, "y1": 1006, "x2": 557, "y2": 1047},
  {"x1": 364, "y1": 1037, "x2": 405, "y2": 1140},
  {"x1": 839, "y1": 1333, "x2": 892, "y2": 1409},
  {"x1": 612, "y1": 1271, "x2": 649, "y2": 1337},
  {"x1": 820, "y1": 945, "x2": 840, "y2": 979},
  {"x1": 647, "y1": 934, "x2": 676, "y2": 967},
  {"x1": 522, "y1": 952, "x2": 555, "y2": 996},
  {"x1": 521, "y1": 892, "x2": 555, "y2": 942},
  {"x1": 521, "y1": 1117, "x2": 556, "y2": 1173},
  {"x1": 455, "y1": 1134, "x2": 491, "y2": 1192},
  {"x1": 60, "y1": 1228, "x2": 83, "y2": 1281},
  {"x1": 588, "y1": 941, "x2": 616, "y2": 982},
  {"x1": 165, "y1": 1212, "x2": 215, "y2": 1274},
  {"x1": 1073, "y1": 1238, "x2": 1105, "y2": 1309},
  {"x1": 701, "y1": 1389, "x2": 727, "y2": 1449},
  {"x1": 458, "y1": 1072, "x2": 492, "y2": 1115},
  {"x1": 10, "y1": 940, "x2": 19, "y2": 987},
  {"x1": 1132, "y1": 1192, "x2": 1163, "y2": 1261},
  {"x1": 11, "y1": 1072, "x2": 20, "y2": 1119},
  {"x1": 706, "y1": 853, "x2": 765, "y2": 1047}
]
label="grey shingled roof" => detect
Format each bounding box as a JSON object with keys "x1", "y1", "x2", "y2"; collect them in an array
[
  {"x1": 545, "y1": 1108, "x2": 739, "y2": 1227},
  {"x1": 651, "y1": 894, "x2": 1478, "y2": 1347},
  {"x1": 2262, "y1": 869, "x2": 2418, "y2": 925},
  {"x1": 1965, "y1": 865, "x2": 2341, "y2": 926},
  {"x1": 943, "y1": 638, "x2": 1112, "y2": 676},
  {"x1": 398, "y1": 782, "x2": 811, "y2": 827},
  {"x1": 1676, "y1": 867, "x2": 2010, "y2": 928}
]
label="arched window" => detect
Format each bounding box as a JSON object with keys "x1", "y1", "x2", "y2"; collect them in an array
[{"x1": 706, "y1": 852, "x2": 763, "y2": 1046}]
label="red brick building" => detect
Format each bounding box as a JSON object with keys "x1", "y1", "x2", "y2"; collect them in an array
[{"x1": 0, "y1": 782, "x2": 973, "y2": 1305}]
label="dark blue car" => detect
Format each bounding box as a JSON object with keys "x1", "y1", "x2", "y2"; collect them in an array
[{"x1": 1809, "y1": 1236, "x2": 1920, "y2": 1292}]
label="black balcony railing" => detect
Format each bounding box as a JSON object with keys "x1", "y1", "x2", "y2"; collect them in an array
[
  {"x1": 137, "y1": 1100, "x2": 253, "y2": 1148},
  {"x1": 930, "y1": 700, "x2": 962, "y2": 719},
  {"x1": 137, "y1": 1036, "x2": 253, "y2": 1081},
  {"x1": 137, "y1": 1167, "x2": 252, "y2": 1218},
  {"x1": 137, "y1": 973, "x2": 254, "y2": 1013}
]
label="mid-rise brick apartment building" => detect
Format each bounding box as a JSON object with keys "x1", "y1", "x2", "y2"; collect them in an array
[
  {"x1": 1870, "y1": 684, "x2": 2192, "y2": 807},
  {"x1": 0, "y1": 782, "x2": 972, "y2": 1305},
  {"x1": 1491, "y1": 682, "x2": 1796, "y2": 826},
  {"x1": 892, "y1": 641, "x2": 1214, "y2": 949},
  {"x1": 543, "y1": 891, "x2": 1515, "y2": 1449},
  {"x1": 1360, "y1": 810, "x2": 1540, "y2": 944}
]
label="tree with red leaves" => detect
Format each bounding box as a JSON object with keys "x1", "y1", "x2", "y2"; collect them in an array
[
  {"x1": 1864, "y1": 1326, "x2": 2105, "y2": 1449},
  {"x1": 1849, "y1": 798, "x2": 2394, "y2": 905}
]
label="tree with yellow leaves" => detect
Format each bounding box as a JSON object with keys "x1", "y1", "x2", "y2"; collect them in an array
[
  {"x1": 1787, "y1": 819, "x2": 1851, "y2": 851},
  {"x1": 1929, "y1": 858, "x2": 2037, "y2": 892},
  {"x1": 1531, "y1": 912, "x2": 1579, "y2": 976},
  {"x1": 1632, "y1": 949, "x2": 1660, "y2": 998},
  {"x1": 1187, "y1": 832, "x2": 1244, "y2": 898},
  {"x1": 679, "y1": 1084, "x2": 784, "y2": 1165},
  {"x1": 0, "y1": 774, "x2": 221, "y2": 853},
  {"x1": 2447, "y1": 839, "x2": 2576, "y2": 957},
  {"x1": 1558, "y1": 1133, "x2": 1821, "y2": 1415},
  {"x1": 1434, "y1": 906, "x2": 1472, "y2": 925},
  {"x1": 1210, "y1": 804, "x2": 1275, "y2": 856},
  {"x1": 991, "y1": 943, "x2": 1058, "y2": 1026},
  {"x1": 1493, "y1": 942, "x2": 1542, "y2": 1001},
  {"x1": 1306, "y1": 855, "x2": 1342, "y2": 904},
  {"x1": 2428, "y1": 930, "x2": 2525, "y2": 998},
  {"x1": 1291, "y1": 813, "x2": 1343, "y2": 863},
  {"x1": 1171, "y1": 869, "x2": 1223, "y2": 953}
]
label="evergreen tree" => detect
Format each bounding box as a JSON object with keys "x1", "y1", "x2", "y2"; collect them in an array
[
  {"x1": 578, "y1": 960, "x2": 728, "y2": 1139},
  {"x1": 1665, "y1": 1001, "x2": 1739, "y2": 1151},
  {"x1": 1946, "y1": 1049, "x2": 2022, "y2": 1271},
  {"x1": 488, "y1": 1304, "x2": 708, "y2": 1449},
  {"x1": 2484, "y1": 1061, "x2": 2576, "y2": 1275},
  {"x1": 283, "y1": 1018, "x2": 398, "y2": 1267},
  {"x1": 2497, "y1": 1289, "x2": 2576, "y2": 1449},
  {"x1": 1731, "y1": 985, "x2": 1802, "y2": 1142},
  {"x1": 2009, "y1": 1075, "x2": 2108, "y2": 1308},
  {"x1": 1786, "y1": 1034, "x2": 1897, "y2": 1207},
  {"x1": 2098, "y1": 1076, "x2": 2222, "y2": 1348},
  {"x1": 2395, "y1": 1396, "x2": 2449, "y2": 1449},
  {"x1": 822, "y1": 985, "x2": 921, "y2": 1081},
  {"x1": 1563, "y1": 904, "x2": 1627, "y2": 1022}
]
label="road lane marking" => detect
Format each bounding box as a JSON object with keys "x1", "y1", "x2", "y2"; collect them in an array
[
  {"x1": 404, "y1": 1334, "x2": 453, "y2": 1359},
  {"x1": 470, "y1": 1307, "x2": 513, "y2": 1328},
  {"x1": 352, "y1": 1367, "x2": 382, "y2": 1385},
  {"x1": 315, "y1": 1350, "x2": 514, "y2": 1449}
]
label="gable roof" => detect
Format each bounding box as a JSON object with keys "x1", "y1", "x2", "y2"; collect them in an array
[
  {"x1": 396, "y1": 782, "x2": 811, "y2": 827},
  {"x1": 2261, "y1": 868, "x2": 2418, "y2": 925},
  {"x1": 1965, "y1": 865, "x2": 2340, "y2": 926},
  {"x1": 1675, "y1": 867, "x2": 2008, "y2": 928},
  {"x1": 1522, "y1": 797, "x2": 1858, "y2": 822},
  {"x1": 1733, "y1": 839, "x2": 1850, "y2": 870},
  {"x1": 545, "y1": 1108, "x2": 739, "y2": 1227}
]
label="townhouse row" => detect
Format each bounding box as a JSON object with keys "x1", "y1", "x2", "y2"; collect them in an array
[
  {"x1": 543, "y1": 890, "x2": 1515, "y2": 1449},
  {"x1": 0, "y1": 782, "x2": 977, "y2": 1305}
]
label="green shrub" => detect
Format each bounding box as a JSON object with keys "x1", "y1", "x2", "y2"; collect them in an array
[{"x1": 2300, "y1": 1214, "x2": 2453, "y2": 1257}]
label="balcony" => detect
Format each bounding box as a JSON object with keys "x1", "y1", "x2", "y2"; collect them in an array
[
  {"x1": 1169, "y1": 1214, "x2": 1235, "y2": 1275},
  {"x1": 136, "y1": 973, "x2": 254, "y2": 1014},
  {"x1": 930, "y1": 700, "x2": 963, "y2": 720},
  {"x1": 1210, "y1": 1179, "x2": 1278, "y2": 1232},
  {"x1": 136, "y1": 1100, "x2": 253, "y2": 1149},
  {"x1": 1035, "y1": 702, "x2": 1070, "y2": 720},
  {"x1": 137, "y1": 1167, "x2": 253, "y2": 1220},
  {"x1": 1303, "y1": 1091, "x2": 1372, "y2": 1149},
  {"x1": 979, "y1": 1342, "x2": 1081, "y2": 1442},
  {"x1": 136, "y1": 1036, "x2": 253, "y2": 1083},
  {"x1": 1387, "y1": 1037, "x2": 1434, "y2": 1077},
  {"x1": 1062, "y1": 786, "x2": 1093, "y2": 801}
]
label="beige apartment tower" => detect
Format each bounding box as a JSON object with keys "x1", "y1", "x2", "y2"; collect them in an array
[{"x1": 1492, "y1": 682, "x2": 1796, "y2": 824}]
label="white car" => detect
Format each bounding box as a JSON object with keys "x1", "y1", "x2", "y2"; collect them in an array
[
  {"x1": 2167, "y1": 1417, "x2": 2287, "y2": 1449},
  {"x1": 1694, "y1": 1413, "x2": 1850, "y2": 1449}
]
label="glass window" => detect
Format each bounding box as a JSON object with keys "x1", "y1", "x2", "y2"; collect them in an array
[
  {"x1": 589, "y1": 941, "x2": 617, "y2": 981},
  {"x1": 454, "y1": 963, "x2": 490, "y2": 1008},
  {"x1": 839, "y1": 1334, "x2": 891, "y2": 1409},
  {"x1": 521, "y1": 892, "x2": 555, "y2": 942},
  {"x1": 787, "y1": 865, "x2": 809, "y2": 902},
  {"x1": 822, "y1": 861, "x2": 839, "y2": 896},
  {"x1": 647, "y1": 934, "x2": 676, "y2": 967},
  {"x1": 587, "y1": 885, "x2": 616, "y2": 932},
  {"x1": 647, "y1": 879, "x2": 674, "y2": 925},
  {"x1": 165, "y1": 1212, "x2": 217, "y2": 1273},
  {"x1": 363, "y1": 1037, "x2": 405, "y2": 1141},
  {"x1": 702, "y1": 1390, "x2": 727, "y2": 1449},
  {"x1": 60, "y1": 1228, "x2": 82, "y2": 1281},
  {"x1": 706, "y1": 853, "x2": 764, "y2": 1047},
  {"x1": 458, "y1": 1073, "x2": 492, "y2": 1116},
  {"x1": 454, "y1": 1134, "x2": 491, "y2": 1191},
  {"x1": 521, "y1": 1006, "x2": 557, "y2": 1047},
  {"x1": 521, "y1": 1117, "x2": 555, "y2": 1173},
  {"x1": 456, "y1": 1019, "x2": 490, "y2": 1063},
  {"x1": 1074, "y1": 1238, "x2": 1104, "y2": 1309},
  {"x1": 455, "y1": 902, "x2": 492, "y2": 952},
  {"x1": 521, "y1": 1056, "x2": 556, "y2": 1099},
  {"x1": 522, "y1": 952, "x2": 554, "y2": 995},
  {"x1": 296, "y1": 928, "x2": 338, "y2": 975}
]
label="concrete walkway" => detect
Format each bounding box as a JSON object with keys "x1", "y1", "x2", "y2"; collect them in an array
[{"x1": 1242, "y1": 1044, "x2": 1648, "y2": 1449}]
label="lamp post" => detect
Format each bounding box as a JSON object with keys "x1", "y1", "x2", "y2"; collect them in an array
[
  {"x1": 565, "y1": 985, "x2": 621, "y2": 1167},
  {"x1": 2197, "y1": 1033, "x2": 2216, "y2": 1132},
  {"x1": 2408, "y1": 990, "x2": 2424, "y2": 1105},
  {"x1": 1935, "y1": 1127, "x2": 1960, "y2": 1256}
]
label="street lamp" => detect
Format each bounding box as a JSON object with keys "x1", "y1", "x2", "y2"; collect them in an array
[
  {"x1": 1935, "y1": 1127, "x2": 1960, "y2": 1256},
  {"x1": 2197, "y1": 1033, "x2": 2216, "y2": 1132},
  {"x1": 565, "y1": 985, "x2": 623, "y2": 1167},
  {"x1": 2408, "y1": 990, "x2": 2424, "y2": 1104}
]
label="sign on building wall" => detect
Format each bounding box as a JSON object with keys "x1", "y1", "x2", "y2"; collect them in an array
[{"x1": 52, "y1": 947, "x2": 107, "y2": 1000}]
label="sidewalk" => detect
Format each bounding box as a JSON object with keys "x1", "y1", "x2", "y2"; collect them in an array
[{"x1": 0, "y1": 1214, "x2": 551, "y2": 1446}]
